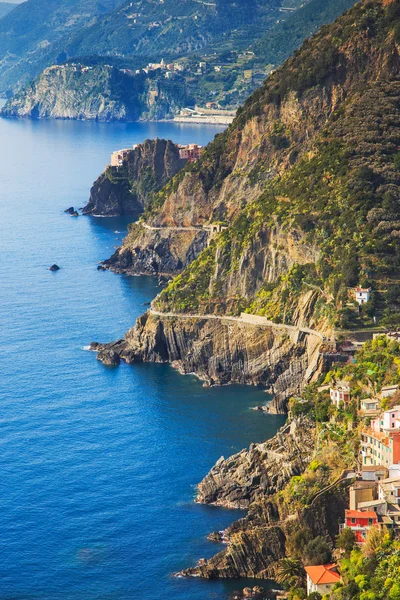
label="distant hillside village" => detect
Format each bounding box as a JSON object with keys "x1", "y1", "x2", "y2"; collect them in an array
[{"x1": 42, "y1": 52, "x2": 272, "y2": 122}]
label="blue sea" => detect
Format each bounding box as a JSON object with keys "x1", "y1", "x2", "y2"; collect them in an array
[{"x1": 0, "y1": 116, "x2": 285, "y2": 600}]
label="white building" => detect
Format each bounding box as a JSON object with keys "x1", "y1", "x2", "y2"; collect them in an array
[
  {"x1": 355, "y1": 287, "x2": 372, "y2": 305},
  {"x1": 380, "y1": 385, "x2": 399, "y2": 399},
  {"x1": 330, "y1": 381, "x2": 351, "y2": 407},
  {"x1": 305, "y1": 565, "x2": 341, "y2": 596},
  {"x1": 361, "y1": 398, "x2": 379, "y2": 413}
]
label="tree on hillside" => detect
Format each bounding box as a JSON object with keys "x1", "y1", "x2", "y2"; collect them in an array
[
  {"x1": 304, "y1": 536, "x2": 332, "y2": 566},
  {"x1": 336, "y1": 527, "x2": 356, "y2": 554},
  {"x1": 275, "y1": 557, "x2": 304, "y2": 587}
]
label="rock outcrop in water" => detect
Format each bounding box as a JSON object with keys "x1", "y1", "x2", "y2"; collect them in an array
[
  {"x1": 175, "y1": 416, "x2": 350, "y2": 580},
  {"x1": 83, "y1": 139, "x2": 187, "y2": 217},
  {"x1": 94, "y1": 310, "x2": 325, "y2": 413},
  {"x1": 196, "y1": 417, "x2": 316, "y2": 509}
]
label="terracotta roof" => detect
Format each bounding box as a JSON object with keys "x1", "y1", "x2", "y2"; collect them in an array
[
  {"x1": 346, "y1": 510, "x2": 377, "y2": 519},
  {"x1": 305, "y1": 564, "x2": 341, "y2": 585}
]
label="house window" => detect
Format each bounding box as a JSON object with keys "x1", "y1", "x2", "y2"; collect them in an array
[
  {"x1": 351, "y1": 518, "x2": 356, "y2": 524},
  {"x1": 368, "y1": 519, "x2": 373, "y2": 526}
]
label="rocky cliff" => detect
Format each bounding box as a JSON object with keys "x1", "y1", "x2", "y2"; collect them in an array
[
  {"x1": 196, "y1": 417, "x2": 316, "y2": 509},
  {"x1": 178, "y1": 416, "x2": 350, "y2": 579},
  {"x1": 0, "y1": 64, "x2": 189, "y2": 121},
  {"x1": 96, "y1": 0, "x2": 400, "y2": 411},
  {"x1": 83, "y1": 139, "x2": 187, "y2": 217},
  {"x1": 93, "y1": 308, "x2": 325, "y2": 413}
]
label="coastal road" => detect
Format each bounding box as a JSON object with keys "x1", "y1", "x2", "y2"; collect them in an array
[
  {"x1": 141, "y1": 222, "x2": 206, "y2": 233},
  {"x1": 149, "y1": 308, "x2": 326, "y2": 340}
]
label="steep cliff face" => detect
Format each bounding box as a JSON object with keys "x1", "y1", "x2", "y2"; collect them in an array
[
  {"x1": 104, "y1": 227, "x2": 209, "y2": 274},
  {"x1": 177, "y1": 415, "x2": 350, "y2": 580},
  {"x1": 1, "y1": 65, "x2": 144, "y2": 121},
  {"x1": 95, "y1": 310, "x2": 325, "y2": 413},
  {"x1": 183, "y1": 481, "x2": 349, "y2": 579},
  {"x1": 196, "y1": 418, "x2": 316, "y2": 509},
  {"x1": 83, "y1": 139, "x2": 187, "y2": 217},
  {"x1": 110, "y1": 0, "x2": 400, "y2": 281},
  {"x1": 99, "y1": 0, "x2": 400, "y2": 406}
]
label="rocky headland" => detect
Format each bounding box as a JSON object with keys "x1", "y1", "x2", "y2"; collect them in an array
[
  {"x1": 178, "y1": 416, "x2": 350, "y2": 580},
  {"x1": 83, "y1": 139, "x2": 187, "y2": 217},
  {"x1": 0, "y1": 65, "x2": 188, "y2": 122}
]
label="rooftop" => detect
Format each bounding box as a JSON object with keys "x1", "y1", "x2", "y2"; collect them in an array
[
  {"x1": 346, "y1": 510, "x2": 377, "y2": 519},
  {"x1": 304, "y1": 564, "x2": 341, "y2": 585},
  {"x1": 352, "y1": 481, "x2": 377, "y2": 490},
  {"x1": 357, "y1": 499, "x2": 386, "y2": 508},
  {"x1": 362, "y1": 465, "x2": 387, "y2": 472}
]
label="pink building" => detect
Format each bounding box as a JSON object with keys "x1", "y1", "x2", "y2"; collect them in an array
[
  {"x1": 178, "y1": 144, "x2": 203, "y2": 162},
  {"x1": 370, "y1": 406, "x2": 400, "y2": 434}
]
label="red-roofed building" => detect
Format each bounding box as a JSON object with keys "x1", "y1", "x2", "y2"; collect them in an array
[
  {"x1": 342, "y1": 509, "x2": 378, "y2": 543},
  {"x1": 305, "y1": 564, "x2": 341, "y2": 595}
]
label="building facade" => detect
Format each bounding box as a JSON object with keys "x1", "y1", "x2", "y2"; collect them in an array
[{"x1": 305, "y1": 565, "x2": 341, "y2": 595}]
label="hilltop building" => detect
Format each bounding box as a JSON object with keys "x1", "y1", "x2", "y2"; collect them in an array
[
  {"x1": 178, "y1": 144, "x2": 203, "y2": 162},
  {"x1": 111, "y1": 148, "x2": 131, "y2": 167}
]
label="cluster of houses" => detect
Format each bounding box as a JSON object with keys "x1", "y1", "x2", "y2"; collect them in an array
[
  {"x1": 304, "y1": 461, "x2": 400, "y2": 596},
  {"x1": 302, "y1": 381, "x2": 400, "y2": 596},
  {"x1": 177, "y1": 144, "x2": 203, "y2": 162},
  {"x1": 328, "y1": 379, "x2": 400, "y2": 468},
  {"x1": 110, "y1": 143, "x2": 203, "y2": 168}
]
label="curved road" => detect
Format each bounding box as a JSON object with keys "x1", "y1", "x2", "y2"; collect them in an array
[{"x1": 149, "y1": 308, "x2": 326, "y2": 340}]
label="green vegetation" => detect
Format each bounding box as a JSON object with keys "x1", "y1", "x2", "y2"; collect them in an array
[
  {"x1": 276, "y1": 337, "x2": 400, "y2": 599},
  {"x1": 153, "y1": 0, "x2": 400, "y2": 325}
]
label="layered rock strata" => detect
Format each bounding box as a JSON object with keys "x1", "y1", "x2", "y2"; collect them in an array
[
  {"x1": 93, "y1": 311, "x2": 325, "y2": 413},
  {"x1": 83, "y1": 139, "x2": 187, "y2": 217}
]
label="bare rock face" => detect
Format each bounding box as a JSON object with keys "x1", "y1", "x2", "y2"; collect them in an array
[
  {"x1": 83, "y1": 139, "x2": 187, "y2": 217},
  {"x1": 196, "y1": 417, "x2": 316, "y2": 509},
  {"x1": 96, "y1": 349, "x2": 120, "y2": 366},
  {"x1": 105, "y1": 227, "x2": 209, "y2": 275},
  {"x1": 94, "y1": 312, "x2": 324, "y2": 413}
]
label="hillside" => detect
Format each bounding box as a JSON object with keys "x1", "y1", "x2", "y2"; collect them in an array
[
  {"x1": 0, "y1": 0, "x2": 123, "y2": 94},
  {"x1": 96, "y1": 0, "x2": 400, "y2": 413},
  {"x1": 0, "y1": 64, "x2": 189, "y2": 120},
  {"x1": 0, "y1": 0, "x2": 357, "y2": 112}
]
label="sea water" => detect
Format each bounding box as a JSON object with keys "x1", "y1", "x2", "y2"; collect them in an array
[{"x1": 0, "y1": 116, "x2": 285, "y2": 600}]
